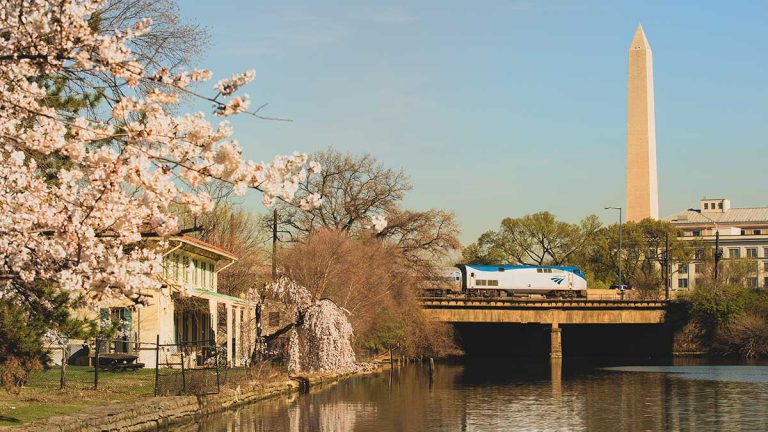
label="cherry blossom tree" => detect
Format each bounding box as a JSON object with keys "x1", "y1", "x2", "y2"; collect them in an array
[
  {"x1": 264, "y1": 278, "x2": 358, "y2": 374},
  {"x1": 0, "y1": 1, "x2": 320, "y2": 310}
]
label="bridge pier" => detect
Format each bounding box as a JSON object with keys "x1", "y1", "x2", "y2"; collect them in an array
[{"x1": 550, "y1": 323, "x2": 562, "y2": 358}]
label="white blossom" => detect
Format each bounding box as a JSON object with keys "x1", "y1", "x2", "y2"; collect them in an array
[
  {"x1": 370, "y1": 215, "x2": 387, "y2": 233},
  {"x1": 215, "y1": 70, "x2": 256, "y2": 96},
  {"x1": 0, "y1": 0, "x2": 319, "y2": 305},
  {"x1": 264, "y1": 278, "x2": 360, "y2": 374}
]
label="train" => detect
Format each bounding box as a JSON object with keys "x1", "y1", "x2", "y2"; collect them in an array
[{"x1": 426, "y1": 264, "x2": 588, "y2": 298}]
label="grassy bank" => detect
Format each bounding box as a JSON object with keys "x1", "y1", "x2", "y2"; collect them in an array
[{"x1": 0, "y1": 366, "x2": 156, "y2": 427}]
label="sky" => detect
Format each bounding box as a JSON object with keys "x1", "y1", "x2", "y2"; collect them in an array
[{"x1": 180, "y1": 0, "x2": 768, "y2": 244}]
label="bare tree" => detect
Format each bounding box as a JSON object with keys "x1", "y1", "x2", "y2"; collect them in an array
[
  {"x1": 278, "y1": 229, "x2": 398, "y2": 333},
  {"x1": 278, "y1": 229, "x2": 458, "y2": 357},
  {"x1": 270, "y1": 149, "x2": 460, "y2": 273},
  {"x1": 273, "y1": 149, "x2": 411, "y2": 238}
]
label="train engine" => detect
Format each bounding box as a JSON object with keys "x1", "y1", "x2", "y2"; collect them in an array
[{"x1": 456, "y1": 264, "x2": 587, "y2": 298}]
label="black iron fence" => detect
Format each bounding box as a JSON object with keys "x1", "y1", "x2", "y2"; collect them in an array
[
  {"x1": 154, "y1": 337, "x2": 224, "y2": 396},
  {"x1": 41, "y1": 336, "x2": 269, "y2": 396}
]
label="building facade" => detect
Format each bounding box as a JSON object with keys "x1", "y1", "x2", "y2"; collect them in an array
[
  {"x1": 84, "y1": 235, "x2": 258, "y2": 368},
  {"x1": 666, "y1": 198, "x2": 768, "y2": 290}
]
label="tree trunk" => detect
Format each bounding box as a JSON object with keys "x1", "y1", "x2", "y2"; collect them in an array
[{"x1": 59, "y1": 345, "x2": 67, "y2": 390}]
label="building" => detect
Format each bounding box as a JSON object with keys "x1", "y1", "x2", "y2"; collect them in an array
[
  {"x1": 626, "y1": 24, "x2": 659, "y2": 222},
  {"x1": 666, "y1": 198, "x2": 768, "y2": 290},
  {"x1": 82, "y1": 235, "x2": 258, "y2": 368}
]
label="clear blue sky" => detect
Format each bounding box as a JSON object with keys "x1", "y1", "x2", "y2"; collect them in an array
[{"x1": 180, "y1": 0, "x2": 768, "y2": 244}]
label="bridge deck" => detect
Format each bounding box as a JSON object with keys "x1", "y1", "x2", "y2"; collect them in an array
[
  {"x1": 420, "y1": 298, "x2": 667, "y2": 308},
  {"x1": 419, "y1": 297, "x2": 668, "y2": 324}
]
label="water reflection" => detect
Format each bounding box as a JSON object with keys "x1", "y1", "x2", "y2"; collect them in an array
[{"x1": 181, "y1": 358, "x2": 768, "y2": 432}]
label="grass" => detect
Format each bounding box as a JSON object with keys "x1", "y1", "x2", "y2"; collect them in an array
[
  {"x1": 0, "y1": 366, "x2": 157, "y2": 427},
  {"x1": 0, "y1": 363, "x2": 291, "y2": 427}
]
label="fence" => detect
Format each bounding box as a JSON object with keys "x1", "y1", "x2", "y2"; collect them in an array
[
  {"x1": 33, "y1": 336, "x2": 274, "y2": 397},
  {"x1": 154, "y1": 338, "x2": 223, "y2": 396}
]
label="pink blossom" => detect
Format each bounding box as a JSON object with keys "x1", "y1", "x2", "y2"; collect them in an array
[{"x1": 0, "y1": 0, "x2": 319, "y2": 305}]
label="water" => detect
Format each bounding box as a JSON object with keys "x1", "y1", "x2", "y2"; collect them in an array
[{"x1": 184, "y1": 358, "x2": 768, "y2": 431}]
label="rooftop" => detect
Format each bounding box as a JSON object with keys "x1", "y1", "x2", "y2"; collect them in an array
[
  {"x1": 665, "y1": 207, "x2": 768, "y2": 225},
  {"x1": 170, "y1": 235, "x2": 238, "y2": 260}
]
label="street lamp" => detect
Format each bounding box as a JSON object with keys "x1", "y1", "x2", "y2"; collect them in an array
[
  {"x1": 689, "y1": 208, "x2": 722, "y2": 282},
  {"x1": 605, "y1": 207, "x2": 623, "y2": 288}
]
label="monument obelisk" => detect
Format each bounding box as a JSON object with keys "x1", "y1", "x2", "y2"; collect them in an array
[{"x1": 626, "y1": 24, "x2": 659, "y2": 222}]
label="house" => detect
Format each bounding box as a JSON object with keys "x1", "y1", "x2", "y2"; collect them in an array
[{"x1": 85, "y1": 235, "x2": 258, "y2": 368}]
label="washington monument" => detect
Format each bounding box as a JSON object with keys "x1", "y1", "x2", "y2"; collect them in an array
[{"x1": 626, "y1": 24, "x2": 659, "y2": 222}]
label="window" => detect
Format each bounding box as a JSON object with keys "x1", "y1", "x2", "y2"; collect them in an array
[
  {"x1": 694, "y1": 264, "x2": 703, "y2": 274},
  {"x1": 537, "y1": 269, "x2": 543, "y2": 273},
  {"x1": 747, "y1": 248, "x2": 758, "y2": 258},
  {"x1": 678, "y1": 278, "x2": 689, "y2": 288},
  {"x1": 498, "y1": 267, "x2": 505, "y2": 272},
  {"x1": 765, "y1": 248, "x2": 768, "y2": 258},
  {"x1": 174, "y1": 254, "x2": 180, "y2": 281},
  {"x1": 487, "y1": 280, "x2": 499, "y2": 287},
  {"x1": 692, "y1": 230, "x2": 701, "y2": 237},
  {"x1": 209, "y1": 264, "x2": 215, "y2": 289},
  {"x1": 704, "y1": 203, "x2": 709, "y2": 210},
  {"x1": 748, "y1": 278, "x2": 758, "y2": 288},
  {"x1": 719, "y1": 202, "x2": 723, "y2": 209},
  {"x1": 201, "y1": 262, "x2": 207, "y2": 287},
  {"x1": 695, "y1": 249, "x2": 704, "y2": 260},
  {"x1": 765, "y1": 276, "x2": 768, "y2": 288},
  {"x1": 729, "y1": 248, "x2": 740, "y2": 259},
  {"x1": 764, "y1": 262, "x2": 768, "y2": 272},
  {"x1": 476, "y1": 280, "x2": 487, "y2": 286},
  {"x1": 755, "y1": 230, "x2": 762, "y2": 235},
  {"x1": 192, "y1": 259, "x2": 199, "y2": 285},
  {"x1": 678, "y1": 264, "x2": 688, "y2": 274},
  {"x1": 182, "y1": 256, "x2": 189, "y2": 282},
  {"x1": 268, "y1": 312, "x2": 280, "y2": 327}
]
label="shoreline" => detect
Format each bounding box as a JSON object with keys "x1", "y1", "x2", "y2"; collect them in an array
[{"x1": 1, "y1": 364, "x2": 388, "y2": 432}]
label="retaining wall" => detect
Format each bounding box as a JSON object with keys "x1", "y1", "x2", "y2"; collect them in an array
[{"x1": 6, "y1": 371, "x2": 373, "y2": 432}]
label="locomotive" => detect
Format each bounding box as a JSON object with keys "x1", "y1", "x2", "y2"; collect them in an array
[{"x1": 427, "y1": 264, "x2": 587, "y2": 298}]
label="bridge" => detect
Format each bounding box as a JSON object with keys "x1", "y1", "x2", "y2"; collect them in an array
[{"x1": 419, "y1": 298, "x2": 670, "y2": 358}]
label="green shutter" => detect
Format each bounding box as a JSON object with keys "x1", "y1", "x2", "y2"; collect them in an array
[{"x1": 123, "y1": 308, "x2": 132, "y2": 332}]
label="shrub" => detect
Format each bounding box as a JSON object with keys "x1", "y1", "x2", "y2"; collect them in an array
[
  {"x1": 714, "y1": 313, "x2": 768, "y2": 358},
  {"x1": 689, "y1": 283, "x2": 751, "y2": 327}
]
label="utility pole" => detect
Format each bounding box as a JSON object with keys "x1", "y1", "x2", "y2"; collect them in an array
[
  {"x1": 605, "y1": 207, "x2": 623, "y2": 287},
  {"x1": 714, "y1": 230, "x2": 722, "y2": 283},
  {"x1": 271, "y1": 208, "x2": 278, "y2": 280},
  {"x1": 692, "y1": 209, "x2": 721, "y2": 284},
  {"x1": 664, "y1": 232, "x2": 670, "y2": 300}
]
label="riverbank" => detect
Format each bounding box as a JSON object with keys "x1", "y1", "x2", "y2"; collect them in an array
[{"x1": 0, "y1": 364, "x2": 386, "y2": 432}]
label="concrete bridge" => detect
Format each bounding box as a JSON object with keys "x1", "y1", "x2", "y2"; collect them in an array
[{"x1": 419, "y1": 298, "x2": 669, "y2": 358}]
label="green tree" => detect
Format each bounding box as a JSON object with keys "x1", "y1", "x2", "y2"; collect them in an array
[
  {"x1": 579, "y1": 218, "x2": 693, "y2": 290},
  {"x1": 0, "y1": 285, "x2": 95, "y2": 391},
  {"x1": 462, "y1": 212, "x2": 601, "y2": 266}
]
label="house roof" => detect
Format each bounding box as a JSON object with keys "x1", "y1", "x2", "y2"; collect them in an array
[
  {"x1": 194, "y1": 288, "x2": 256, "y2": 306},
  {"x1": 172, "y1": 235, "x2": 238, "y2": 260},
  {"x1": 665, "y1": 208, "x2": 768, "y2": 225}
]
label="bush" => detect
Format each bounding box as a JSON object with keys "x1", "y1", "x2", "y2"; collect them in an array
[
  {"x1": 0, "y1": 286, "x2": 96, "y2": 392},
  {"x1": 714, "y1": 313, "x2": 768, "y2": 358},
  {"x1": 0, "y1": 300, "x2": 48, "y2": 391},
  {"x1": 689, "y1": 283, "x2": 751, "y2": 327}
]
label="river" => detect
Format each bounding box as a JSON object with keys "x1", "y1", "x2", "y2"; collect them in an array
[{"x1": 183, "y1": 358, "x2": 768, "y2": 431}]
